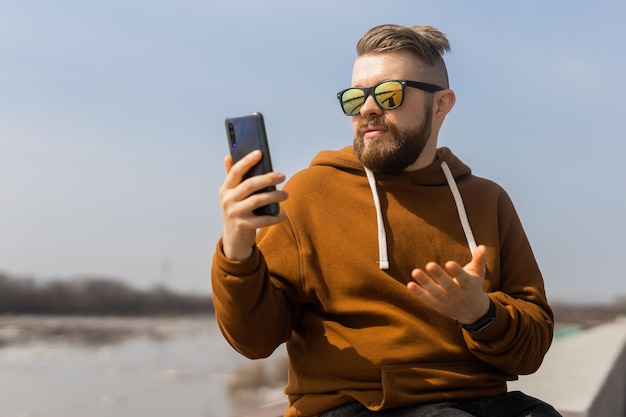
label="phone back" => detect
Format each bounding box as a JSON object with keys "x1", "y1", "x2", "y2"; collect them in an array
[
  {"x1": 224, "y1": 112, "x2": 278, "y2": 216},
  {"x1": 225, "y1": 112, "x2": 273, "y2": 180}
]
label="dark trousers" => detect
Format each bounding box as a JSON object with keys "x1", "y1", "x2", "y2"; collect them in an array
[{"x1": 319, "y1": 391, "x2": 562, "y2": 417}]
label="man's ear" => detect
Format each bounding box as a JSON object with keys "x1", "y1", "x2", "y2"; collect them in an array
[{"x1": 433, "y1": 89, "x2": 456, "y2": 120}]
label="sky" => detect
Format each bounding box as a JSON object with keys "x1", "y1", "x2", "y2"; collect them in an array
[{"x1": 1, "y1": 0, "x2": 625, "y2": 304}]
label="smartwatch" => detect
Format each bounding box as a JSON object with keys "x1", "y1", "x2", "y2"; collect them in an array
[{"x1": 456, "y1": 299, "x2": 496, "y2": 333}]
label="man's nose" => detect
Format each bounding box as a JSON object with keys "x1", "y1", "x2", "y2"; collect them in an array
[{"x1": 359, "y1": 94, "x2": 382, "y2": 118}]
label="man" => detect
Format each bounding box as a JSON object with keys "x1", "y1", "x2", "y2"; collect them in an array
[{"x1": 212, "y1": 24, "x2": 561, "y2": 417}]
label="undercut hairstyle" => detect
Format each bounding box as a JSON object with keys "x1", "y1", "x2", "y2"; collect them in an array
[{"x1": 356, "y1": 24, "x2": 451, "y2": 88}]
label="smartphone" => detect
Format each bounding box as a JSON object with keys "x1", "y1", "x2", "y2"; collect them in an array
[{"x1": 224, "y1": 112, "x2": 279, "y2": 216}]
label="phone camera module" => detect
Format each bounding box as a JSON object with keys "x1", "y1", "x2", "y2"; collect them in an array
[{"x1": 227, "y1": 123, "x2": 237, "y2": 148}]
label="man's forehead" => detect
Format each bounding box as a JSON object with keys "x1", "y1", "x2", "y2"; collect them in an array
[{"x1": 351, "y1": 53, "x2": 423, "y2": 86}]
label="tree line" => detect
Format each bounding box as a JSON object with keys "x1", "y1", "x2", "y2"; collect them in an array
[{"x1": 0, "y1": 272, "x2": 215, "y2": 316}]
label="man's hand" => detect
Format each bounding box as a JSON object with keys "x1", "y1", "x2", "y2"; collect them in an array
[
  {"x1": 219, "y1": 150, "x2": 288, "y2": 261},
  {"x1": 407, "y1": 245, "x2": 490, "y2": 324}
]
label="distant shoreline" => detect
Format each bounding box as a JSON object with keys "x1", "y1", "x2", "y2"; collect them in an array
[
  {"x1": 0, "y1": 273, "x2": 215, "y2": 316},
  {"x1": 0, "y1": 314, "x2": 216, "y2": 348}
]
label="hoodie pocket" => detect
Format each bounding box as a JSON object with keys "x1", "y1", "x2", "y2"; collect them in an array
[{"x1": 378, "y1": 361, "x2": 506, "y2": 408}]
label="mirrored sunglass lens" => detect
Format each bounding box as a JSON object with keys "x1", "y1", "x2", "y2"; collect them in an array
[
  {"x1": 374, "y1": 81, "x2": 403, "y2": 109},
  {"x1": 341, "y1": 89, "x2": 365, "y2": 115}
]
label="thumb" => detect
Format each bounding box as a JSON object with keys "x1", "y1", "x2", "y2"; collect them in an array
[{"x1": 466, "y1": 245, "x2": 487, "y2": 277}]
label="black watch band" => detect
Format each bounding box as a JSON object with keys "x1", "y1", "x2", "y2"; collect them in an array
[{"x1": 456, "y1": 299, "x2": 496, "y2": 333}]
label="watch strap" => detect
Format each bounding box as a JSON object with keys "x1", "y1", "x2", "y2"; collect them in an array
[{"x1": 456, "y1": 298, "x2": 496, "y2": 333}]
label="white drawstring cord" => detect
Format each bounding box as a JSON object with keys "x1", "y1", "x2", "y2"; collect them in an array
[
  {"x1": 364, "y1": 167, "x2": 390, "y2": 269},
  {"x1": 441, "y1": 161, "x2": 477, "y2": 255}
]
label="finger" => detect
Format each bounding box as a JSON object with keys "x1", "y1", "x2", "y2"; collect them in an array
[
  {"x1": 443, "y1": 260, "x2": 464, "y2": 280},
  {"x1": 245, "y1": 188, "x2": 289, "y2": 214},
  {"x1": 224, "y1": 150, "x2": 263, "y2": 187},
  {"x1": 469, "y1": 245, "x2": 488, "y2": 276},
  {"x1": 232, "y1": 172, "x2": 286, "y2": 206},
  {"x1": 408, "y1": 271, "x2": 452, "y2": 312},
  {"x1": 407, "y1": 280, "x2": 428, "y2": 299},
  {"x1": 453, "y1": 245, "x2": 487, "y2": 278},
  {"x1": 411, "y1": 267, "x2": 449, "y2": 297},
  {"x1": 425, "y1": 262, "x2": 458, "y2": 291},
  {"x1": 444, "y1": 245, "x2": 487, "y2": 279},
  {"x1": 224, "y1": 154, "x2": 234, "y2": 173},
  {"x1": 407, "y1": 277, "x2": 436, "y2": 301},
  {"x1": 221, "y1": 188, "x2": 287, "y2": 231}
]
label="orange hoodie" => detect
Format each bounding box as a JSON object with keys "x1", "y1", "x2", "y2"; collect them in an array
[{"x1": 212, "y1": 146, "x2": 554, "y2": 417}]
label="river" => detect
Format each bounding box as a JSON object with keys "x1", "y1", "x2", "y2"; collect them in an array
[{"x1": 0, "y1": 315, "x2": 287, "y2": 417}]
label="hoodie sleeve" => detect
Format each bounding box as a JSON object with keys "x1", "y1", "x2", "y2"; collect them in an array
[
  {"x1": 459, "y1": 190, "x2": 554, "y2": 375},
  {"x1": 211, "y1": 234, "x2": 298, "y2": 359},
  {"x1": 210, "y1": 167, "x2": 327, "y2": 361}
]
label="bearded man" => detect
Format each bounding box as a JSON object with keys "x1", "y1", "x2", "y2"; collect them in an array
[{"x1": 212, "y1": 24, "x2": 561, "y2": 417}]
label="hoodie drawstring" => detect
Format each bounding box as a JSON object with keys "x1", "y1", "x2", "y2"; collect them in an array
[
  {"x1": 440, "y1": 161, "x2": 477, "y2": 254},
  {"x1": 365, "y1": 167, "x2": 390, "y2": 269},
  {"x1": 364, "y1": 162, "x2": 477, "y2": 270}
]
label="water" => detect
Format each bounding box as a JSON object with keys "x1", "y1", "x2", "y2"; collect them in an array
[{"x1": 0, "y1": 316, "x2": 286, "y2": 417}]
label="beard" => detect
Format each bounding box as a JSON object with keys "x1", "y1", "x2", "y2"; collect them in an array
[{"x1": 353, "y1": 103, "x2": 433, "y2": 175}]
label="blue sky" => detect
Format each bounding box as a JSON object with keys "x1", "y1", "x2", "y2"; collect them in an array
[{"x1": 1, "y1": 1, "x2": 625, "y2": 304}]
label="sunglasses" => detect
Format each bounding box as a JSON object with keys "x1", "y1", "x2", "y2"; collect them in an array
[{"x1": 337, "y1": 79, "x2": 444, "y2": 116}]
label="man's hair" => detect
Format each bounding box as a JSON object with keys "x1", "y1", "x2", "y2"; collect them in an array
[{"x1": 356, "y1": 24, "x2": 451, "y2": 88}]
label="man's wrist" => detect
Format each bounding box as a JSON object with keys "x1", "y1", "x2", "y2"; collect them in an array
[
  {"x1": 221, "y1": 239, "x2": 255, "y2": 261},
  {"x1": 456, "y1": 298, "x2": 496, "y2": 333}
]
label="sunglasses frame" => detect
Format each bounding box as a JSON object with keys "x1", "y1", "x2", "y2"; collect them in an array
[{"x1": 337, "y1": 79, "x2": 444, "y2": 116}]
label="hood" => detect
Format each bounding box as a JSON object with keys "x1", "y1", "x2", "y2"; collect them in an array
[{"x1": 310, "y1": 145, "x2": 477, "y2": 270}]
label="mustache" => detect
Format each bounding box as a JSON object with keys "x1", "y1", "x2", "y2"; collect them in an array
[{"x1": 358, "y1": 117, "x2": 394, "y2": 130}]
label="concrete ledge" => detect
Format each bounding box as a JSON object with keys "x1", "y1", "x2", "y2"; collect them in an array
[
  {"x1": 509, "y1": 318, "x2": 626, "y2": 417},
  {"x1": 233, "y1": 402, "x2": 287, "y2": 417}
]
